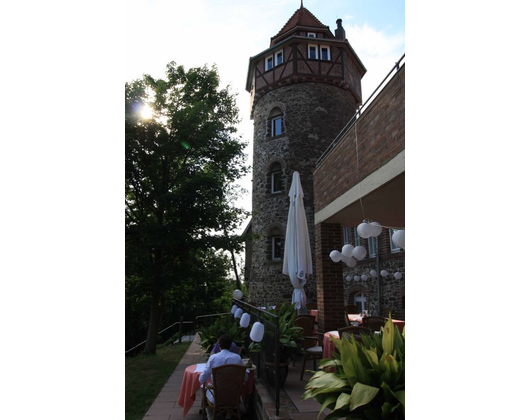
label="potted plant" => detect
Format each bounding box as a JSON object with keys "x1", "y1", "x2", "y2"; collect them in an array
[
  {"x1": 197, "y1": 314, "x2": 247, "y2": 354},
  {"x1": 248, "y1": 303, "x2": 304, "y2": 387},
  {"x1": 302, "y1": 316, "x2": 405, "y2": 419}
]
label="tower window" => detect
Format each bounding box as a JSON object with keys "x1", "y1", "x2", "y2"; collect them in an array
[
  {"x1": 368, "y1": 237, "x2": 376, "y2": 257},
  {"x1": 307, "y1": 32, "x2": 316, "y2": 38},
  {"x1": 265, "y1": 55, "x2": 274, "y2": 71},
  {"x1": 270, "y1": 227, "x2": 284, "y2": 261},
  {"x1": 270, "y1": 162, "x2": 283, "y2": 193},
  {"x1": 268, "y1": 107, "x2": 284, "y2": 138},
  {"x1": 308, "y1": 44, "x2": 318, "y2": 60},
  {"x1": 275, "y1": 50, "x2": 283, "y2": 66},
  {"x1": 320, "y1": 45, "x2": 331, "y2": 61}
]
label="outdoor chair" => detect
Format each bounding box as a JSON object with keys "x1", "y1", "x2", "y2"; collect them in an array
[
  {"x1": 338, "y1": 326, "x2": 372, "y2": 343},
  {"x1": 344, "y1": 311, "x2": 359, "y2": 327},
  {"x1": 362, "y1": 316, "x2": 387, "y2": 332},
  {"x1": 295, "y1": 315, "x2": 323, "y2": 380},
  {"x1": 306, "y1": 302, "x2": 318, "y2": 310},
  {"x1": 345, "y1": 304, "x2": 357, "y2": 314},
  {"x1": 201, "y1": 364, "x2": 246, "y2": 420}
]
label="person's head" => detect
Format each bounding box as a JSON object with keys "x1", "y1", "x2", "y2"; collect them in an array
[
  {"x1": 216, "y1": 330, "x2": 226, "y2": 342},
  {"x1": 218, "y1": 334, "x2": 232, "y2": 350}
]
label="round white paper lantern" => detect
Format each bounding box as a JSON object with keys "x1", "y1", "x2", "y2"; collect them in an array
[
  {"x1": 234, "y1": 308, "x2": 243, "y2": 319},
  {"x1": 330, "y1": 250, "x2": 342, "y2": 263},
  {"x1": 369, "y1": 222, "x2": 383, "y2": 237},
  {"x1": 370, "y1": 270, "x2": 377, "y2": 277},
  {"x1": 240, "y1": 313, "x2": 251, "y2": 328},
  {"x1": 352, "y1": 246, "x2": 367, "y2": 261},
  {"x1": 361, "y1": 274, "x2": 368, "y2": 281},
  {"x1": 354, "y1": 276, "x2": 360, "y2": 281},
  {"x1": 346, "y1": 257, "x2": 357, "y2": 268},
  {"x1": 394, "y1": 272, "x2": 403, "y2": 280},
  {"x1": 233, "y1": 289, "x2": 243, "y2": 300},
  {"x1": 392, "y1": 230, "x2": 405, "y2": 249},
  {"x1": 250, "y1": 321, "x2": 265, "y2": 342},
  {"x1": 231, "y1": 305, "x2": 237, "y2": 314},
  {"x1": 357, "y1": 222, "x2": 373, "y2": 238},
  {"x1": 380, "y1": 270, "x2": 388, "y2": 277},
  {"x1": 346, "y1": 275, "x2": 352, "y2": 281},
  {"x1": 342, "y1": 244, "x2": 355, "y2": 258}
]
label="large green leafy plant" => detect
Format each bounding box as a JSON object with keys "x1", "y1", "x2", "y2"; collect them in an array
[
  {"x1": 197, "y1": 314, "x2": 247, "y2": 354},
  {"x1": 302, "y1": 316, "x2": 405, "y2": 419},
  {"x1": 248, "y1": 303, "x2": 304, "y2": 359}
]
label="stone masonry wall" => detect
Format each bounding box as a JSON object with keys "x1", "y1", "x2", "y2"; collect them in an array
[{"x1": 249, "y1": 82, "x2": 359, "y2": 304}]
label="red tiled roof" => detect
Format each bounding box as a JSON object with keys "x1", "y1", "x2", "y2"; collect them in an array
[{"x1": 271, "y1": 6, "x2": 329, "y2": 42}]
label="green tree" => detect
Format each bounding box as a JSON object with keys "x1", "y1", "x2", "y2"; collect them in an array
[{"x1": 126, "y1": 62, "x2": 249, "y2": 354}]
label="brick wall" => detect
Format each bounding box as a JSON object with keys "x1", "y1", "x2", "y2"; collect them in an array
[
  {"x1": 315, "y1": 222, "x2": 346, "y2": 333},
  {"x1": 314, "y1": 64, "x2": 405, "y2": 213}
]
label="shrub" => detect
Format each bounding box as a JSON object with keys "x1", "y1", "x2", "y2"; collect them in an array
[{"x1": 197, "y1": 314, "x2": 247, "y2": 353}]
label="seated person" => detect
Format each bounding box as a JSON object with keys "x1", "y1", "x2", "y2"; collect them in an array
[
  {"x1": 210, "y1": 330, "x2": 240, "y2": 354},
  {"x1": 199, "y1": 334, "x2": 247, "y2": 420}
]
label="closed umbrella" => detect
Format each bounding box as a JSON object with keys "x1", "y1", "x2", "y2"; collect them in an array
[{"x1": 283, "y1": 171, "x2": 312, "y2": 311}]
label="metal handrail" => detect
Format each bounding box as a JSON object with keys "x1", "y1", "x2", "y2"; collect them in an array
[
  {"x1": 125, "y1": 318, "x2": 194, "y2": 355},
  {"x1": 232, "y1": 299, "x2": 281, "y2": 417},
  {"x1": 316, "y1": 53, "x2": 405, "y2": 168}
]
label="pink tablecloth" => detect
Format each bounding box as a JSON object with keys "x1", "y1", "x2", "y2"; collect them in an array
[
  {"x1": 323, "y1": 331, "x2": 339, "y2": 359},
  {"x1": 310, "y1": 309, "x2": 319, "y2": 321},
  {"x1": 177, "y1": 364, "x2": 254, "y2": 419}
]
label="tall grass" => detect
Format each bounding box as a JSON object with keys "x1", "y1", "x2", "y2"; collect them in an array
[{"x1": 125, "y1": 342, "x2": 191, "y2": 420}]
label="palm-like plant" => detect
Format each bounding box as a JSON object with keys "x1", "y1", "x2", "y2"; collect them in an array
[{"x1": 302, "y1": 316, "x2": 404, "y2": 419}]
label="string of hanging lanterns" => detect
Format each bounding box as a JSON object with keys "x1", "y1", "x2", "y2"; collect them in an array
[{"x1": 330, "y1": 220, "x2": 405, "y2": 280}]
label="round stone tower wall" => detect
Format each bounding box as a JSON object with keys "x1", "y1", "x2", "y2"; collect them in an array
[{"x1": 249, "y1": 82, "x2": 359, "y2": 304}]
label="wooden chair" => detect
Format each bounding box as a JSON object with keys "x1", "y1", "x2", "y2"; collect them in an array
[
  {"x1": 202, "y1": 364, "x2": 246, "y2": 420},
  {"x1": 295, "y1": 315, "x2": 323, "y2": 380},
  {"x1": 362, "y1": 316, "x2": 387, "y2": 332},
  {"x1": 345, "y1": 304, "x2": 357, "y2": 314},
  {"x1": 338, "y1": 326, "x2": 372, "y2": 343},
  {"x1": 306, "y1": 302, "x2": 318, "y2": 310},
  {"x1": 344, "y1": 311, "x2": 359, "y2": 327}
]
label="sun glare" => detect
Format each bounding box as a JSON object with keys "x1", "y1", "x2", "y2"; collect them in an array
[{"x1": 141, "y1": 105, "x2": 153, "y2": 120}]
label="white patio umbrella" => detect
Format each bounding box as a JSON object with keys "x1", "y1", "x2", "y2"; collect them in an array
[{"x1": 282, "y1": 171, "x2": 313, "y2": 311}]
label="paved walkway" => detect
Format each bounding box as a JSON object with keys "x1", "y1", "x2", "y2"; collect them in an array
[
  {"x1": 143, "y1": 335, "x2": 207, "y2": 420},
  {"x1": 142, "y1": 334, "x2": 328, "y2": 420}
]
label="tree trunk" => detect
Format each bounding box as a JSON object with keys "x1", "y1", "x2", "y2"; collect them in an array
[{"x1": 144, "y1": 291, "x2": 163, "y2": 354}]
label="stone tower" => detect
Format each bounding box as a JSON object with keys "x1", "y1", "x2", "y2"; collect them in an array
[{"x1": 244, "y1": 5, "x2": 366, "y2": 305}]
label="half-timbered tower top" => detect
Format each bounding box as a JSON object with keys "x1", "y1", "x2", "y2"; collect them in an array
[{"x1": 245, "y1": 4, "x2": 367, "y2": 118}]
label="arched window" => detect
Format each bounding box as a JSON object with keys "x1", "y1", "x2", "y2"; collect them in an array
[
  {"x1": 269, "y1": 227, "x2": 284, "y2": 261},
  {"x1": 353, "y1": 292, "x2": 366, "y2": 313},
  {"x1": 268, "y1": 162, "x2": 283, "y2": 194},
  {"x1": 268, "y1": 107, "x2": 285, "y2": 138}
]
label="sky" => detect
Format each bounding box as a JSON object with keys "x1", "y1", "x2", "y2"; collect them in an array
[{"x1": 124, "y1": 0, "x2": 405, "y2": 232}]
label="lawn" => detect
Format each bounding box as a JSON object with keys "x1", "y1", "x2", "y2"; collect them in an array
[{"x1": 126, "y1": 341, "x2": 191, "y2": 420}]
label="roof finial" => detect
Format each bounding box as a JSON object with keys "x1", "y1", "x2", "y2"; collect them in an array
[{"x1": 300, "y1": 0, "x2": 303, "y2": 8}]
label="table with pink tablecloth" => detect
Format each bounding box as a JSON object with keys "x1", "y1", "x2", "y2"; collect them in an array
[
  {"x1": 177, "y1": 363, "x2": 254, "y2": 419},
  {"x1": 323, "y1": 330, "x2": 339, "y2": 359}
]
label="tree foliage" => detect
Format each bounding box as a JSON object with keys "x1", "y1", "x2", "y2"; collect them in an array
[{"x1": 125, "y1": 62, "x2": 249, "y2": 354}]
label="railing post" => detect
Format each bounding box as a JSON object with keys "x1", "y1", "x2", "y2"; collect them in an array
[
  {"x1": 275, "y1": 316, "x2": 280, "y2": 417},
  {"x1": 179, "y1": 315, "x2": 183, "y2": 344}
]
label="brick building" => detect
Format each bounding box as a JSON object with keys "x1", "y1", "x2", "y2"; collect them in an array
[{"x1": 243, "y1": 4, "x2": 405, "y2": 334}]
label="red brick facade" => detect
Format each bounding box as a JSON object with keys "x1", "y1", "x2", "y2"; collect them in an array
[{"x1": 314, "y1": 64, "x2": 405, "y2": 213}]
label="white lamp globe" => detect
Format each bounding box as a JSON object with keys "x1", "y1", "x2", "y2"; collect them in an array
[
  {"x1": 233, "y1": 289, "x2": 243, "y2": 300},
  {"x1": 231, "y1": 305, "x2": 237, "y2": 314},
  {"x1": 330, "y1": 250, "x2": 342, "y2": 263},
  {"x1": 346, "y1": 257, "x2": 357, "y2": 268},
  {"x1": 392, "y1": 230, "x2": 405, "y2": 249},
  {"x1": 342, "y1": 244, "x2": 355, "y2": 258},
  {"x1": 250, "y1": 321, "x2": 265, "y2": 342},
  {"x1": 234, "y1": 308, "x2": 243, "y2": 319},
  {"x1": 380, "y1": 270, "x2": 388, "y2": 277},
  {"x1": 394, "y1": 272, "x2": 403, "y2": 280},
  {"x1": 352, "y1": 246, "x2": 367, "y2": 261},
  {"x1": 361, "y1": 274, "x2": 368, "y2": 281},
  {"x1": 354, "y1": 276, "x2": 360, "y2": 281},
  {"x1": 370, "y1": 270, "x2": 377, "y2": 277},
  {"x1": 369, "y1": 222, "x2": 383, "y2": 237},
  {"x1": 240, "y1": 313, "x2": 251, "y2": 328},
  {"x1": 346, "y1": 275, "x2": 352, "y2": 281},
  {"x1": 357, "y1": 222, "x2": 373, "y2": 238}
]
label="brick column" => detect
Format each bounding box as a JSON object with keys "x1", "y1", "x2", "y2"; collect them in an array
[{"x1": 315, "y1": 222, "x2": 344, "y2": 334}]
